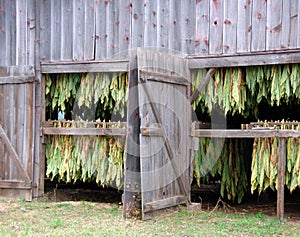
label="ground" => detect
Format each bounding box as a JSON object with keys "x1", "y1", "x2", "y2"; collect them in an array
[{"x1": 0, "y1": 184, "x2": 300, "y2": 236}]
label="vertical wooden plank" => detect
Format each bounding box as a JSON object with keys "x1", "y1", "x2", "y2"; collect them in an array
[
  {"x1": 143, "y1": 0, "x2": 157, "y2": 48},
  {"x1": 130, "y1": 0, "x2": 144, "y2": 49},
  {"x1": 289, "y1": 0, "x2": 298, "y2": 49},
  {"x1": 27, "y1": 0, "x2": 35, "y2": 65},
  {"x1": 251, "y1": 0, "x2": 266, "y2": 51},
  {"x1": 118, "y1": 0, "x2": 130, "y2": 58},
  {"x1": 195, "y1": 0, "x2": 209, "y2": 55},
  {"x1": 61, "y1": 0, "x2": 73, "y2": 60},
  {"x1": 16, "y1": 0, "x2": 27, "y2": 65},
  {"x1": 112, "y1": 0, "x2": 120, "y2": 58},
  {"x1": 277, "y1": 138, "x2": 286, "y2": 220},
  {"x1": 123, "y1": 50, "x2": 141, "y2": 218},
  {"x1": 84, "y1": 0, "x2": 95, "y2": 60},
  {"x1": 0, "y1": 85, "x2": 4, "y2": 179},
  {"x1": 157, "y1": 0, "x2": 169, "y2": 49},
  {"x1": 209, "y1": 0, "x2": 223, "y2": 54},
  {"x1": 40, "y1": 0, "x2": 51, "y2": 62},
  {"x1": 0, "y1": 0, "x2": 7, "y2": 66},
  {"x1": 50, "y1": 0, "x2": 61, "y2": 61},
  {"x1": 169, "y1": 0, "x2": 180, "y2": 51},
  {"x1": 223, "y1": 0, "x2": 238, "y2": 54},
  {"x1": 106, "y1": 0, "x2": 114, "y2": 58},
  {"x1": 73, "y1": 0, "x2": 85, "y2": 60},
  {"x1": 95, "y1": 0, "x2": 107, "y2": 59},
  {"x1": 297, "y1": 0, "x2": 300, "y2": 47},
  {"x1": 180, "y1": 0, "x2": 195, "y2": 55},
  {"x1": 237, "y1": 0, "x2": 252, "y2": 53},
  {"x1": 266, "y1": 0, "x2": 283, "y2": 50},
  {"x1": 6, "y1": 0, "x2": 16, "y2": 65}
]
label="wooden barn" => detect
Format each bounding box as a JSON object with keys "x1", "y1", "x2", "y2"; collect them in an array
[{"x1": 0, "y1": 0, "x2": 300, "y2": 220}]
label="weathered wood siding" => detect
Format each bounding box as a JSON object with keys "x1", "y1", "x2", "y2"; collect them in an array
[
  {"x1": 0, "y1": 0, "x2": 36, "y2": 66},
  {"x1": 195, "y1": 0, "x2": 300, "y2": 55}
]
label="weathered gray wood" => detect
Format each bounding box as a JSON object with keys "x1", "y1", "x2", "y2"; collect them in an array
[
  {"x1": 0, "y1": 125, "x2": 30, "y2": 182},
  {"x1": 40, "y1": 0, "x2": 51, "y2": 62},
  {"x1": 251, "y1": 0, "x2": 266, "y2": 51},
  {"x1": 0, "y1": 76, "x2": 34, "y2": 84},
  {"x1": 27, "y1": 0, "x2": 36, "y2": 66},
  {"x1": 16, "y1": 0, "x2": 27, "y2": 65},
  {"x1": 50, "y1": 0, "x2": 61, "y2": 61},
  {"x1": 157, "y1": 0, "x2": 169, "y2": 49},
  {"x1": 118, "y1": 0, "x2": 130, "y2": 58},
  {"x1": 84, "y1": 0, "x2": 95, "y2": 60},
  {"x1": 141, "y1": 127, "x2": 164, "y2": 137},
  {"x1": 130, "y1": 0, "x2": 144, "y2": 49},
  {"x1": 73, "y1": 0, "x2": 85, "y2": 60},
  {"x1": 223, "y1": 0, "x2": 237, "y2": 54},
  {"x1": 137, "y1": 48, "x2": 190, "y2": 219},
  {"x1": 0, "y1": 0, "x2": 6, "y2": 66},
  {"x1": 42, "y1": 127, "x2": 126, "y2": 136},
  {"x1": 266, "y1": 0, "x2": 283, "y2": 50},
  {"x1": 188, "y1": 50, "x2": 300, "y2": 68},
  {"x1": 106, "y1": 0, "x2": 114, "y2": 58},
  {"x1": 209, "y1": 0, "x2": 223, "y2": 54},
  {"x1": 143, "y1": 195, "x2": 186, "y2": 213},
  {"x1": 195, "y1": 0, "x2": 209, "y2": 55},
  {"x1": 41, "y1": 60, "x2": 129, "y2": 73},
  {"x1": 139, "y1": 70, "x2": 188, "y2": 86},
  {"x1": 95, "y1": 0, "x2": 107, "y2": 59},
  {"x1": 289, "y1": 0, "x2": 298, "y2": 49},
  {"x1": 180, "y1": 0, "x2": 195, "y2": 54},
  {"x1": 123, "y1": 50, "x2": 141, "y2": 218},
  {"x1": 168, "y1": 0, "x2": 180, "y2": 51},
  {"x1": 61, "y1": 0, "x2": 73, "y2": 60},
  {"x1": 0, "y1": 181, "x2": 32, "y2": 189},
  {"x1": 277, "y1": 138, "x2": 286, "y2": 220},
  {"x1": 192, "y1": 129, "x2": 300, "y2": 138},
  {"x1": 237, "y1": 0, "x2": 252, "y2": 53}
]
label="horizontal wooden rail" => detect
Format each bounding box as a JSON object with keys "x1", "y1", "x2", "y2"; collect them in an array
[
  {"x1": 0, "y1": 181, "x2": 32, "y2": 190},
  {"x1": 192, "y1": 129, "x2": 300, "y2": 138},
  {"x1": 41, "y1": 60, "x2": 129, "y2": 73},
  {"x1": 42, "y1": 127, "x2": 127, "y2": 136}
]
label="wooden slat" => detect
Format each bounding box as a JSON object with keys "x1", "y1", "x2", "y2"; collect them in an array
[
  {"x1": 0, "y1": 125, "x2": 30, "y2": 182},
  {"x1": 192, "y1": 129, "x2": 300, "y2": 138},
  {"x1": 141, "y1": 127, "x2": 164, "y2": 137},
  {"x1": 209, "y1": 0, "x2": 223, "y2": 54},
  {"x1": 251, "y1": 0, "x2": 267, "y2": 51},
  {"x1": 0, "y1": 76, "x2": 34, "y2": 84},
  {"x1": 195, "y1": 0, "x2": 209, "y2": 55},
  {"x1": 168, "y1": 0, "x2": 180, "y2": 51},
  {"x1": 157, "y1": 0, "x2": 169, "y2": 49},
  {"x1": 0, "y1": 181, "x2": 32, "y2": 190},
  {"x1": 277, "y1": 138, "x2": 286, "y2": 220},
  {"x1": 41, "y1": 60, "x2": 129, "y2": 73},
  {"x1": 237, "y1": 0, "x2": 252, "y2": 53},
  {"x1": 95, "y1": 0, "x2": 107, "y2": 59},
  {"x1": 0, "y1": 65, "x2": 35, "y2": 77},
  {"x1": 118, "y1": 0, "x2": 130, "y2": 58},
  {"x1": 281, "y1": 1, "x2": 298, "y2": 49},
  {"x1": 50, "y1": 0, "x2": 61, "y2": 61},
  {"x1": 73, "y1": 0, "x2": 85, "y2": 60},
  {"x1": 143, "y1": 0, "x2": 157, "y2": 48},
  {"x1": 266, "y1": 0, "x2": 283, "y2": 50},
  {"x1": 0, "y1": 0, "x2": 6, "y2": 66},
  {"x1": 223, "y1": 0, "x2": 237, "y2": 54},
  {"x1": 16, "y1": 0, "x2": 27, "y2": 65},
  {"x1": 188, "y1": 50, "x2": 300, "y2": 68},
  {"x1": 106, "y1": 0, "x2": 114, "y2": 58},
  {"x1": 143, "y1": 195, "x2": 186, "y2": 213},
  {"x1": 61, "y1": 0, "x2": 73, "y2": 60},
  {"x1": 180, "y1": 0, "x2": 195, "y2": 54},
  {"x1": 139, "y1": 70, "x2": 188, "y2": 86},
  {"x1": 42, "y1": 127, "x2": 127, "y2": 136},
  {"x1": 27, "y1": 0, "x2": 36, "y2": 66},
  {"x1": 40, "y1": 0, "x2": 51, "y2": 62},
  {"x1": 84, "y1": 0, "x2": 95, "y2": 60}
]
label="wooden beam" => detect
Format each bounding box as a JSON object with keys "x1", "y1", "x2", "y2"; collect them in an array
[
  {"x1": 42, "y1": 127, "x2": 127, "y2": 136},
  {"x1": 144, "y1": 195, "x2": 187, "y2": 213},
  {"x1": 41, "y1": 60, "x2": 129, "y2": 73},
  {"x1": 192, "y1": 129, "x2": 300, "y2": 138},
  {"x1": 0, "y1": 181, "x2": 32, "y2": 190},
  {"x1": 277, "y1": 138, "x2": 286, "y2": 220},
  {"x1": 139, "y1": 70, "x2": 189, "y2": 86},
  {"x1": 189, "y1": 68, "x2": 217, "y2": 103},
  {"x1": 188, "y1": 50, "x2": 300, "y2": 68},
  {"x1": 0, "y1": 76, "x2": 34, "y2": 84},
  {"x1": 141, "y1": 127, "x2": 164, "y2": 137}
]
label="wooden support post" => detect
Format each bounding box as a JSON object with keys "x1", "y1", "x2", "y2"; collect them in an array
[
  {"x1": 123, "y1": 51, "x2": 141, "y2": 218},
  {"x1": 277, "y1": 138, "x2": 286, "y2": 220}
]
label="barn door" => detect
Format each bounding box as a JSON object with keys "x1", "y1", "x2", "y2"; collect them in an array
[
  {"x1": 137, "y1": 49, "x2": 191, "y2": 219},
  {"x1": 0, "y1": 66, "x2": 35, "y2": 201}
]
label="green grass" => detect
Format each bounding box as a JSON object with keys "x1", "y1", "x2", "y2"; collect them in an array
[{"x1": 0, "y1": 198, "x2": 299, "y2": 237}]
